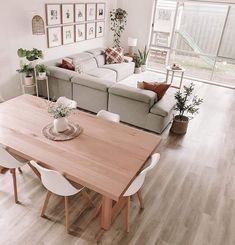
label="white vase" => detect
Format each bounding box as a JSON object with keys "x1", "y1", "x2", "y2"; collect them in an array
[
  {"x1": 24, "y1": 76, "x2": 34, "y2": 85},
  {"x1": 141, "y1": 64, "x2": 147, "y2": 72},
  {"x1": 39, "y1": 72, "x2": 46, "y2": 79},
  {"x1": 134, "y1": 67, "x2": 142, "y2": 74},
  {"x1": 54, "y1": 117, "x2": 68, "y2": 133}
]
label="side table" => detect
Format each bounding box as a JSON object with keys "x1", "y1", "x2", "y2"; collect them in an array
[
  {"x1": 166, "y1": 66, "x2": 185, "y2": 89},
  {"x1": 36, "y1": 76, "x2": 50, "y2": 100}
]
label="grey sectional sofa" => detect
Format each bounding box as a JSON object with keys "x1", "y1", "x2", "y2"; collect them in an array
[{"x1": 40, "y1": 48, "x2": 175, "y2": 134}]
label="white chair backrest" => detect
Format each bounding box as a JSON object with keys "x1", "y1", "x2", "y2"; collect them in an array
[
  {"x1": 30, "y1": 160, "x2": 80, "y2": 196},
  {"x1": 0, "y1": 147, "x2": 23, "y2": 169},
  {"x1": 97, "y1": 110, "x2": 120, "y2": 123},
  {"x1": 124, "y1": 153, "x2": 160, "y2": 196},
  {"x1": 57, "y1": 97, "x2": 77, "y2": 109}
]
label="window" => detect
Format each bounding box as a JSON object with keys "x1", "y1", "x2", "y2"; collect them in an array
[{"x1": 149, "y1": 0, "x2": 235, "y2": 87}]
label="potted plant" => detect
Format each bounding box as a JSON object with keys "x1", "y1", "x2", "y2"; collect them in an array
[
  {"x1": 48, "y1": 102, "x2": 73, "y2": 133},
  {"x1": 170, "y1": 83, "x2": 203, "y2": 134},
  {"x1": 138, "y1": 46, "x2": 149, "y2": 72},
  {"x1": 110, "y1": 8, "x2": 128, "y2": 48},
  {"x1": 134, "y1": 55, "x2": 142, "y2": 74},
  {"x1": 17, "y1": 48, "x2": 43, "y2": 67},
  {"x1": 36, "y1": 64, "x2": 47, "y2": 79},
  {"x1": 18, "y1": 64, "x2": 34, "y2": 86}
]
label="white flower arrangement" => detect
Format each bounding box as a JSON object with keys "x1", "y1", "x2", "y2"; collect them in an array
[{"x1": 48, "y1": 102, "x2": 73, "y2": 119}]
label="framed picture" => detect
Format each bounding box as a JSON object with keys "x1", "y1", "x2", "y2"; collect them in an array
[
  {"x1": 86, "y1": 23, "x2": 96, "y2": 40},
  {"x1": 47, "y1": 27, "x2": 62, "y2": 48},
  {"x1": 62, "y1": 4, "x2": 74, "y2": 24},
  {"x1": 62, "y1": 25, "x2": 75, "y2": 45},
  {"x1": 75, "y1": 3, "x2": 86, "y2": 22},
  {"x1": 96, "y1": 21, "x2": 105, "y2": 38},
  {"x1": 46, "y1": 4, "x2": 61, "y2": 26},
  {"x1": 75, "y1": 24, "x2": 86, "y2": 42},
  {"x1": 86, "y1": 3, "x2": 96, "y2": 21},
  {"x1": 96, "y1": 3, "x2": 105, "y2": 20}
]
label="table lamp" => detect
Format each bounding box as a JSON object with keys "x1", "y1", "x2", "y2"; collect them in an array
[{"x1": 128, "y1": 37, "x2": 137, "y2": 57}]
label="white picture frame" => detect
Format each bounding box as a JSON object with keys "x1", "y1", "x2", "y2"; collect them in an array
[
  {"x1": 96, "y1": 21, "x2": 105, "y2": 38},
  {"x1": 47, "y1": 27, "x2": 62, "y2": 48},
  {"x1": 75, "y1": 3, "x2": 86, "y2": 22},
  {"x1": 86, "y1": 3, "x2": 96, "y2": 21},
  {"x1": 46, "y1": 4, "x2": 61, "y2": 26},
  {"x1": 62, "y1": 4, "x2": 74, "y2": 24},
  {"x1": 96, "y1": 3, "x2": 105, "y2": 20},
  {"x1": 62, "y1": 25, "x2": 75, "y2": 45},
  {"x1": 75, "y1": 24, "x2": 86, "y2": 42},
  {"x1": 86, "y1": 23, "x2": 96, "y2": 40}
]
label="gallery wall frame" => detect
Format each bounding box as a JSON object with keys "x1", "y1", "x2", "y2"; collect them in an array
[{"x1": 45, "y1": 2, "x2": 105, "y2": 48}]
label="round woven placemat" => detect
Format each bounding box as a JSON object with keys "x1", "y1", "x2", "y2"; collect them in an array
[{"x1": 42, "y1": 123, "x2": 82, "y2": 141}]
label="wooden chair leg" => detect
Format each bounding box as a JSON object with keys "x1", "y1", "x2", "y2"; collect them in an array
[
  {"x1": 41, "y1": 191, "x2": 52, "y2": 217},
  {"x1": 137, "y1": 190, "x2": 144, "y2": 209},
  {"x1": 11, "y1": 169, "x2": 18, "y2": 204},
  {"x1": 64, "y1": 196, "x2": 69, "y2": 233},
  {"x1": 125, "y1": 197, "x2": 130, "y2": 233},
  {"x1": 81, "y1": 189, "x2": 94, "y2": 208}
]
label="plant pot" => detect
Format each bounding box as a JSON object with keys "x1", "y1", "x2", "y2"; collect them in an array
[
  {"x1": 38, "y1": 72, "x2": 46, "y2": 79},
  {"x1": 134, "y1": 67, "x2": 142, "y2": 74},
  {"x1": 170, "y1": 115, "x2": 189, "y2": 135},
  {"x1": 54, "y1": 117, "x2": 68, "y2": 133},
  {"x1": 24, "y1": 76, "x2": 34, "y2": 86},
  {"x1": 141, "y1": 64, "x2": 147, "y2": 72}
]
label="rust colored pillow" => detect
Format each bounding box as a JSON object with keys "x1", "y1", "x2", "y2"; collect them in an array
[
  {"x1": 60, "y1": 59, "x2": 75, "y2": 71},
  {"x1": 142, "y1": 82, "x2": 170, "y2": 100}
]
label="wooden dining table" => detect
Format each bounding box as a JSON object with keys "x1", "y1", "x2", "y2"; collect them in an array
[{"x1": 0, "y1": 94, "x2": 161, "y2": 230}]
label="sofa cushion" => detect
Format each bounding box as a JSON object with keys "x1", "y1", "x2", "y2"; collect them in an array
[
  {"x1": 150, "y1": 87, "x2": 176, "y2": 117},
  {"x1": 103, "y1": 62, "x2": 135, "y2": 81},
  {"x1": 86, "y1": 48, "x2": 105, "y2": 56},
  {"x1": 105, "y1": 47, "x2": 124, "y2": 64},
  {"x1": 48, "y1": 66, "x2": 78, "y2": 81},
  {"x1": 71, "y1": 74, "x2": 115, "y2": 91},
  {"x1": 59, "y1": 58, "x2": 75, "y2": 71},
  {"x1": 94, "y1": 54, "x2": 106, "y2": 67},
  {"x1": 73, "y1": 58, "x2": 98, "y2": 73},
  {"x1": 109, "y1": 83, "x2": 157, "y2": 106},
  {"x1": 68, "y1": 52, "x2": 93, "y2": 61},
  {"x1": 86, "y1": 68, "x2": 117, "y2": 82}
]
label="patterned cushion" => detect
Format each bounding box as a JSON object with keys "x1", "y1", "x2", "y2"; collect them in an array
[
  {"x1": 105, "y1": 47, "x2": 124, "y2": 64},
  {"x1": 59, "y1": 58, "x2": 75, "y2": 71}
]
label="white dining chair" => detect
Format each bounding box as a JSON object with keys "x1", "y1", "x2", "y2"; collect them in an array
[
  {"x1": 123, "y1": 153, "x2": 160, "y2": 232},
  {"x1": 30, "y1": 160, "x2": 94, "y2": 233},
  {"x1": 57, "y1": 96, "x2": 77, "y2": 109},
  {"x1": 97, "y1": 110, "x2": 120, "y2": 123},
  {"x1": 0, "y1": 147, "x2": 27, "y2": 203}
]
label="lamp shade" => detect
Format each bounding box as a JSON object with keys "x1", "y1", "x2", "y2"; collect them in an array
[{"x1": 128, "y1": 37, "x2": 137, "y2": 47}]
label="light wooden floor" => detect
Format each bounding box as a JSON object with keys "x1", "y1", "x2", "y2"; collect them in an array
[{"x1": 0, "y1": 82, "x2": 235, "y2": 245}]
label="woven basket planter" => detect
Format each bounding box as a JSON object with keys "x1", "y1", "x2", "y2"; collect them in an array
[{"x1": 170, "y1": 115, "x2": 189, "y2": 135}]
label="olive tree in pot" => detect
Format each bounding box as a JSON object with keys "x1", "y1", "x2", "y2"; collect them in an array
[
  {"x1": 170, "y1": 83, "x2": 203, "y2": 134},
  {"x1": 18, "y1": 64, "x2": 34, "y2": 86},
  {"x1": 138, "y1": 46, "x2": 149, "y2": 72}
]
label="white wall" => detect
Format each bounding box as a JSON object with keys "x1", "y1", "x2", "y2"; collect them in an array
[
  {"x1": 0, "y1": 0, "x2": 117, "y2": 99},
  {"x1": 117, "y1": 0, "x2": 155, "y2": 51}
]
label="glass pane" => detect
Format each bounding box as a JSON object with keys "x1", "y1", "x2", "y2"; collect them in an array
[
  {"x1": 172, "y1": 3, "x2": 227, "y2": 56},
  {"x1": 151, "y1": 0, "x2": 177, "y2": 47},
  {"x1": 148, "y1": 48, "x2": 169, "y2": 71},
  {"x1": 169, "y1": 50, "x2": 215, "y2": 80},
  {"x1": 212, "y1": 58, "x2": 235, "y2": 86},
  {"x1": 218, "y1": 6, "x2": 235, "y2": 59}
]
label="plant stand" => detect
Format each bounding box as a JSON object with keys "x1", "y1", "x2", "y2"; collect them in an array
[
  {"x1": 20, "y1": 72, "x2": 38, "y2": 97},
  {"x1": 36, "y1": 76, "x2": 50, "y2": 100}
]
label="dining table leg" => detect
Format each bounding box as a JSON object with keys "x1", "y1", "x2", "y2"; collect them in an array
[{"x1": 101, "y1": 196, "x2": 113, "y2": 230}]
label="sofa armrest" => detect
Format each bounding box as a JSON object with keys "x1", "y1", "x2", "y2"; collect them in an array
[
  {"x1": 109, "y1": 83, "x2": 157, "y2": 106},
  {"x1": 48, "y1": 66, "x2": 78, "y2": 81},
  {"x1": 71, "y1": 74, "x2": 115, "y2": 91}
]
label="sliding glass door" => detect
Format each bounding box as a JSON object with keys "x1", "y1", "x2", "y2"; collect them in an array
[{"x1": 149, "y1": 0, "x2": 235, "y2": 87}]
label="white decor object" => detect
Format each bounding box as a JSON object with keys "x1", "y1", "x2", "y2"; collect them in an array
[
  {"x1": 128, "y1": 37, "x2": 138, "y2": 56},
  {"x1": 24, "y1": 75, "x2": 34, "y2": 86},
  {"x1": 38, "y1": 72, "x2": 46, "y2": 79},
  {"x1": 53, "y1": 117, "x2": 68, "y2": 133}
]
